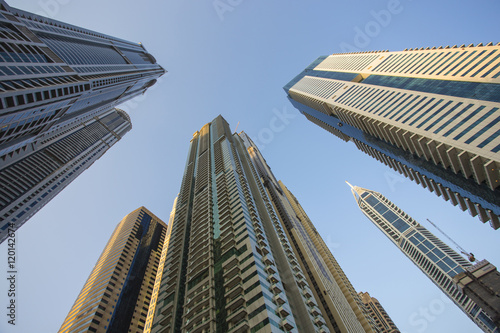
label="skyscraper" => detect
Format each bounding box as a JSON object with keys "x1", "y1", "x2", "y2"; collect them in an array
[
  {"x1": 358, "y1": 292, "x2": 400, "y2": 333},
  {"x1": 347, "y1": 182, "x2": 499, "y2": 333},
  {"x1": 59, "y1": 206, "x2": 168, "y2": 333},
  {"x1": 146, "y1": 115, "x2": 380, "y2": 333},
  {"x1": 284, "y1": 44, "x2": 500, "y2": 229},
  {"x1": 0, "y1": 0, "x2": 165, "y2": 240},
  {"x1": 0, "y1": 107, "x2": 131, "y2": 243}
]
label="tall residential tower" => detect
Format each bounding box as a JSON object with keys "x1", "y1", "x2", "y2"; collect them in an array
[
  {"x1": 284, "y1": 44, "x2": 500, "y2": 229},
  {"x1": 59, "y1": 207, "x2": 168, "y2": 333},
  {"x1": 0, "y1": 0, "x2": 165, "y2": 241},
  {"x1": 348, "y1": 182, "x2": 499, "y2": 333},
  {"x1": 147, "y1": 116, "x2": 381, "y2": 333}
]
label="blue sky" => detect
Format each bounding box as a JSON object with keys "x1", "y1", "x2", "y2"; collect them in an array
[{"x1": 1, "y1": 0, "x2": 499, "y2": 332}]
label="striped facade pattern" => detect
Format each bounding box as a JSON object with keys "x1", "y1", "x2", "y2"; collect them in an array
[
  {"x1": 0, "y1": 0, "x2": 165, "y2": 242},
  {"x1": 277, "y1": 180, "x2": 380, "y2": 333},
  {"x1": 0, "y1": 108, "x2": 131, "y2": 243},
  {"x1": 59, "y1": 207, "x2": 168, "y2": 333},
  {"x1": 350, "y1": 184, "x2": 498, "y2": 333},
  {"x1": 150, "y1": 116, "x2": 336, "y2": 333},
  {"x1": 358, "y1": 292, "x2": 399, "y2": 333},
  {"x1": 286, "y1": 44, "x2": 500, "y2": 229}
]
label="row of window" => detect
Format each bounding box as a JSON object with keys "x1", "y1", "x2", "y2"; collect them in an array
[
  {"x1": 0, "y1": 41, "x2": 48, "y2": 63},
  {"x1": 373, "y1": 48, "x2": 500, "y2": 78},
  {"x1": 335, "y1": 84, "x2": 499, "y2": 151}
]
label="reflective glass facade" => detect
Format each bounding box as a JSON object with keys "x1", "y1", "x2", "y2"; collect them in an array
[
  {"x1": 285, "y1": 45, "x2": 500, "y2": 230},
  {"x1": 349, "y1": 183, "x2": 499, "y2": 333}
]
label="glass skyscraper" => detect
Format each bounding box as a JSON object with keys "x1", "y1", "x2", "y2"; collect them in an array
[
  {"x1": 348, "y1": 182, "x2": 499, "y2": 333},
  {"x1": 284, "y1": 44, "x2": 500, "y2": 229},
  {"x1": 0, "y1": 0, "x2": 165, "y2": 241},
  {"x1": 59, "y1": 207, "x2": 168, "y2": 333},
  {"x1": 146, "y1": 115, "x2": 383, "y2": 333}
]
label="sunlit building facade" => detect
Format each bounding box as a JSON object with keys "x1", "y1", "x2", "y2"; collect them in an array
[
  {"x1": 348, "y1": 183, "x2": 499, "y2": 333},
  {"x1": 358, "y1": 292, "x2": 399, "y2": 333},
  {"x1": 59, "y1": 207, "x2": 168, "y2": 333},
  {"x1": 147, "y1": 116, "x2": 377, "y2": 333},
  {"x1": 285, "y1": 44, "x2": 500, "y2": 229},
  {"x1": 0, "y1": 0, "x2": 165, "y2": 241}
]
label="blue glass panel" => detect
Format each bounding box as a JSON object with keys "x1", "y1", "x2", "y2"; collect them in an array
[
  {"x1": 362, "y1": 74, "x2": 500, "y2": 103},
  {"x1": 427, "y1": 252, "x2": 438, "y2": 263},
  {"x1": 436, "y1": 260, "x2": 450, "y2": 272},
  {"x1": 432, "y1": 248, "x2": 445, "y2": 258}
]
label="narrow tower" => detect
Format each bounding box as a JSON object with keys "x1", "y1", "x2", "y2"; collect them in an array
[{"x1": 347, "y1": 182, "x2": 499, "y2": 332}]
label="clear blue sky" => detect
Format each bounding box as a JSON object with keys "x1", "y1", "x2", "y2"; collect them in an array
[{"x1": 1, "y1": 0, "x2": 499, "y2": 332}]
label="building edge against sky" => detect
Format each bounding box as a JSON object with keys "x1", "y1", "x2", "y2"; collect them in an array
[
  {"x1": 0, "y1": 0, "x2": 165, "y2": 242},
  {"x1": 59, "y1": 206, "x2": 168, "y2": 333},
  {"x1": 358, "y1": 292, "x2": 400, "y2": 333},
  {"x1": 284, "y1": 43, "x2": 500, "y2": 230},
  {"x1": 347, "y1": 182, "x2": 499, "y2": 333},
  {"x1": 146, "y1": 115, "x2": 386, "y2": 333}
]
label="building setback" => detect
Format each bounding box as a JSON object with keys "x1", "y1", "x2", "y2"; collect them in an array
[
  {"x1": 146, "y1": 115, "x2": 381, "y2": 333},
  {"x1": 358, "y1": 292, "x2": 400, "y2": 333},
  {"x1": 59, "y1": 207, "x2": 168, "y2": 333},
  {"x1": 0, "y1": 0, "x2": 165, "y2": 241},
  {"x1": 284, "y1": 44, "x2": 500, "y2": 229},
  {"x1": 348, "y1": 182, "x2": 499, "y2": 333}
]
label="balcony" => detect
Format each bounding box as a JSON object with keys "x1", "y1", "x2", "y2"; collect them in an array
[
  {"x1": 276, "y1": 305, "x2": 290, "y2": 317},
  {"x1": 296, "y1": 279, "x2": 307, "y2": 288},
  {"x1": 185, "y1": 317, "x2": 212, "y2": 333},
  {"x1": 273, "y1": 294, "x2": 286, "y2": 305},
  {"x1": 227, "y1": 319, "x2": 249, "y2": 333},
  {"x1": 185, "y1": 297, "x2": 210, "y2": 318},
  {"x1": 226, "y1": 293, "x2": 245, "y2": 312},
  {"x1": 265, "y1": 265, "x2": 276, "y2": 275},
  {"x1": 188, "y1": 250, "x2": 211, "y2": 268},
  {"x1": 226, "y1": 283, "x2": 244, "y2": 300},
  {"x1": 221, "y1": 238, "x2": 236, "y2": 252},
  {"x1": 306, "y1": 297, "x2": 315, "y2": 307},
  {"x1": 309, "y1": 305, "x2": 322, "y2": 317},
  {"x1": 227, "y1": 306, "x2": 247, "y2": 324},
  {"x1": 224, "y1": 273, "x2": 242, "y2": 290},
  {"x1": 314, "y1": 316, "x2": 326, "y2": 327},
  {"x1": 295, "y1": 271, "x2": 305, "y2": 280},
  {"x1": 270, "y1": 283, "x2": 282, "y2": 294},
  {"x1": 280, "y1": 319, "x2": 294, "y2": 331},
  {"x1": 267, "y1": 273, "x2": 279, "y2": 284},
  {"x1": 261, "y1": 255, "x2": 274, "y2": 266},
  {"x1": 223, "y1": 256, "x2": 239, "y2": 270},
  {"x1": 223, "y1": 265, "x2": 240, "y2": 280}
]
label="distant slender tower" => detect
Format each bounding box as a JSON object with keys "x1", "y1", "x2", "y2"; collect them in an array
[
  {"x1": 358, "y1": 292, "x2": 400, "y2": 333},
  {"x1": 0, "y1": 0, "x2": 165, "y2": 241},
  {"x1": 348, "y1": 182, "x2": 499, "y2": 333},
  {"x1": 284, "y1": 44, "x2": 500, "y2": 229},
  {"x1": 148, "y1": 116, "x2": 377, "y2": 333},
  {"x1": 59, "y1": 207, "x2": 167, "y2": 333}
]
